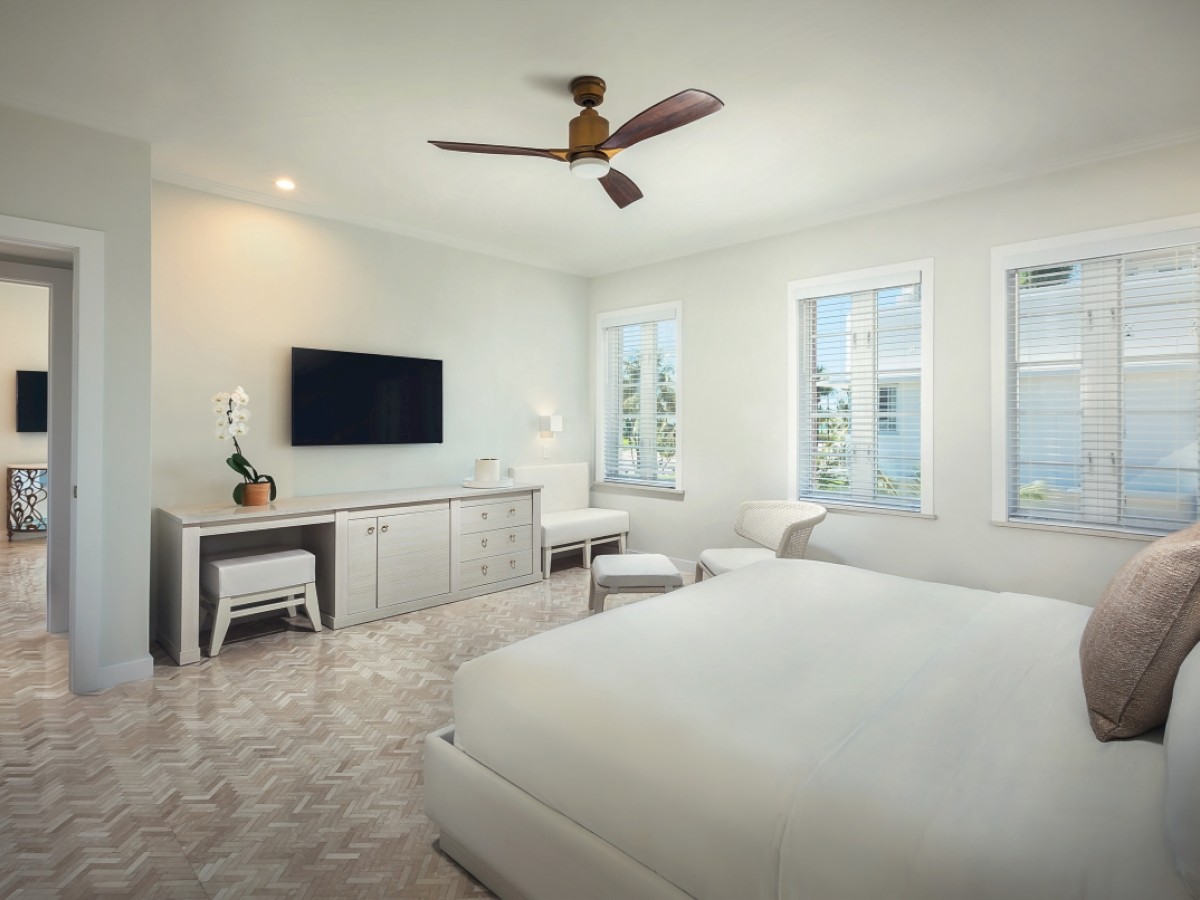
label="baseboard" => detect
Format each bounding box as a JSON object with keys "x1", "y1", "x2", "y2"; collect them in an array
[{"x1": 89, "y1": 653, "x2": 154, "y2": 692}]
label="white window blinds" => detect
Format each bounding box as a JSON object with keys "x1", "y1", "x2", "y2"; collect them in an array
[
  {"x1": 599, "y1": 305, "x2": 679, "y2": 488},
  {"x1": 1006, "y1": 241, "x2": 1200, "y2": 534},
  {"x1": 796, "y1": 273, "x2": 925, "y2": 511}
]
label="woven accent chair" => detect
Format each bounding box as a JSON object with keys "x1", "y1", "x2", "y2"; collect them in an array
[{"x1": 695, "y1": 500, "x2": 827, "y2": 582}]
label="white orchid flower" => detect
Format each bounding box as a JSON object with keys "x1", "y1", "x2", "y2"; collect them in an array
[
  {"x1": 212, "y1": 391, "x2": 231, "y2": 405},
  {"x1": 231, "y1": 386, "x2": 250, "y2": 406},
  {"x1": 230, "y1": 420, "x2": 249, "y2": 437},
  {"x1": 232, "y1": 408, "x2": 251, "y2": 422},
  {"x1": 215, "y1": 426, "x2": 229, "y2": 440}
]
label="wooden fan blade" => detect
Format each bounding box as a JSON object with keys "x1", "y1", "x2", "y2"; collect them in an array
[
  {"x1": 599, "y1": 89, "x2": 723, "y2": 152},
  {"x1": 599, "y1": 169, "x2": 643, "y2": 209},
  {"x1": 429, "y1": 141, "x2": 566, "y2": 161}
]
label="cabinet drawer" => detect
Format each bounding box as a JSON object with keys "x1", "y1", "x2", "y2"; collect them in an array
[
  {"x1": 460, "y1": 551, "x2": 533, "y2": 589},
  {"x1": 460, "y1": 525, "x2": 531, "y2": 561},
  {"x1": 460, "y1": 497, "x2": 532, "y2": 534}
]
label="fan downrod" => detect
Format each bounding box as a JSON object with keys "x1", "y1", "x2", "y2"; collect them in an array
[{"x1": 570, "y1": 75, "x2": 606, "y2": 108}]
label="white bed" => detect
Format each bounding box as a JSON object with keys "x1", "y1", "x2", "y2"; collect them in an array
[{"x1": 424, "y1": 559, "x2": 1195, "y2": 899}]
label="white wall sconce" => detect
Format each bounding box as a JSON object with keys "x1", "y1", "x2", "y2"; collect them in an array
[{"x1": 539, "y1": 415, "x2": 563, "y2": 439}]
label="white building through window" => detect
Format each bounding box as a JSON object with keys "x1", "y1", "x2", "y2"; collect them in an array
[
  {"x1": 789, "y1": 260, "x2": 934, "y2": 513},
  {"x1": 994, "y1": 223, "x2": 1200, "y2": 536},
  {"x1": 596, "y1": 303, "x2": 681, "y2": 489}
]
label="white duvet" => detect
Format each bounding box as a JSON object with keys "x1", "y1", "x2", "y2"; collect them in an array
[{"x1": 452, "y1": 560, "x2": 1188, "y2": 900}]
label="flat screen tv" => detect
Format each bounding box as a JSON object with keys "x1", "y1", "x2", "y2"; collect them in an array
[
  {"x1": 291, "y1": 347, "x2": 443, "y2": 446},
  {"x1": 16, "y1": 370, "x2": 48, "y2": 433}
]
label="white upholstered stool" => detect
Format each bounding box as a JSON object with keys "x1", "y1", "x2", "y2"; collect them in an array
[
  {"x1": 200, "y1": 548, "x2": 322, "y2": 657},
  {"x1": 589, "y1": 553, "x2": 684, "y2": 613}
]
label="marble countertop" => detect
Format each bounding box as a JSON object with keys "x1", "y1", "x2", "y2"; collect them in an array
[{"x1": 159, "y1": 482, "x2": 541, "y2": 527}]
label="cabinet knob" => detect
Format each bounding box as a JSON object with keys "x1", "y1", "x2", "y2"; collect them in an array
[
  {"x1": 510, "y1": 559, "x2": 516, "y2": 569},
  {"x1": 367, "y1": 526, "x2": 375, "y2": 535},
  {"x1": 381, "y1": 524, "x2": 389, "y2": 533},
  {"x1": 509, "y1": 534, "x2": 516, "y2": 543},
  {"x1": 481, "y1": 564, "x2": 488, "y2": 575},
  {"x1": 508, "y1": 507, "x2": 516, "y2": 516},
  {"x1": 481, "y1": 512, "x2": 488, "y2": 520},
  {"x1": 481, "y1": 538, "x2": 488, "y2": 548}
]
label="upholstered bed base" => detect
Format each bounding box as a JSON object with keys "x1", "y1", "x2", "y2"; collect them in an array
[{"x1": 424, "y1": 726, "x2": 690, "y2": 900}]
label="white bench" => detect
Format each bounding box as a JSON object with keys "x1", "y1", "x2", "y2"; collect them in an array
[
  {"x1": 200, "y1": 548, "x2": 322, "y2": 657},
  {"x1": 589, "y1": 553, "x2": 683, "y2": 613},
  {"x1": 510, "y1": 463, "x2": 629, "y2": 579}
]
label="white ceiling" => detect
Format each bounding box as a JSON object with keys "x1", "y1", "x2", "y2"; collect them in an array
[{"x1": 1, "y1": 0, "x2": 1198, "y2": 277}]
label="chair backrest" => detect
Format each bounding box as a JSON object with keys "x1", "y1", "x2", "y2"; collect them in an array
[
  {"x1": 733, "y1": 501, "x2": 827, "y2": 558},
  {"x1": 509, "y1": 462, "x2": 589, "y2": 514}
]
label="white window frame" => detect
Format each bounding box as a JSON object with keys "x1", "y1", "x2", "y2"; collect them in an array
[
  {"x1": 787, "y1": 259, "x2": 935, "y2": 515},
  {"x1": 595, "y1": 301, "x2": 683, "y2": 492},
  {"x1": 990, "y1": 213, "x2": 1200, "y2": 537}
]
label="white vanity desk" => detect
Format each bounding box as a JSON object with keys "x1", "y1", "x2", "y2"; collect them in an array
[{"x1": 156, "y1": 483, "x2": 542, "y2": 665}]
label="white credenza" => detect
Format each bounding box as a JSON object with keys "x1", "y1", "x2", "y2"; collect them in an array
[{"x1": 156, "y1": 483, "x2": 542, "y2": 665}]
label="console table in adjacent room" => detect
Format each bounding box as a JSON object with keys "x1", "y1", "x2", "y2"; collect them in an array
[
  {"x1": 6, "y1": 463, "x2": 48, "y2": 539},
  {"x1": 156, "y1": 483, "x2": 542, "y2": 665}
]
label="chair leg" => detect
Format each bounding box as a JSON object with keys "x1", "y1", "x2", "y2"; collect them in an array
[
  {"x1": 543, "y1": 546, "x2": 552, "y2": 580},
  {"x1": 589, "y1": 582, "x2": 609, "y2": 614},
  {"x1": 619, "y1": 533, "x2": 627, "y2": 554},
  {"x1": 209, "y1": 597, "x2": 232, "y2": 657},
  {"x1": 694, "y1": 562, "x2": 705, "y2": 582},
  {"x1": 301, "y1": 582, "x2": 322, "y2": 632},
  {"x1": 583, "y1": 539, "x2": 592, "y2": 568}
]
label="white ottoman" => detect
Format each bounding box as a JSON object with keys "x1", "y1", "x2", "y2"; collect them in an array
[
  {"x1": 200, "y1": 548, "x2": 322, "y2": 657},
  {"x1": 589, "y1": 553, "x2": 684, "y2": 613}
]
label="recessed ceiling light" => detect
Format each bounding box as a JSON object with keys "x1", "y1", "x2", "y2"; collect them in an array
[{"x1": 275, "y1": 177, "x2": 296, "y2": 191}]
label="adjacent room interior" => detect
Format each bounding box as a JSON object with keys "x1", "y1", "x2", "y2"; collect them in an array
[{"x1": 2, "y1": 1, "x2": 1200, "y2": 897}]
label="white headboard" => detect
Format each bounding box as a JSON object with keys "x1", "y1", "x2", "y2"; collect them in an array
[{"x1": 509, "y1": 462, "x2": 590, "y2": 514}]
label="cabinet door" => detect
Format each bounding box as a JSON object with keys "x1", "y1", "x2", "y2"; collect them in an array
[
  {"x1": 347, "y1": 518, "x2": 379, "y2": 614},
  {"x1": 376, "y1": 509, "x2": 451, "y2": 608}
]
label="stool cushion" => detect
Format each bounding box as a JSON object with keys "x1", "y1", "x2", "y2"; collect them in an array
[
  {"x1": 698, "y1": 547, "x2": 775, "y2": 576},
  {"x1": 543, "y1": 508, "x2": 630, "y2": 547},
  {"x1": 593, "y1": 553, "x2": 683, "y2": 589},
  {"x1": 201, "y1": 548, "x2": 316, "y2": 598}
]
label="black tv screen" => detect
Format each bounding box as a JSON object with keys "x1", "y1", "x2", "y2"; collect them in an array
[
  {"x1": 16, "y1": 370, "x2": 47, "y2": 433},
  {"x1": 291, "y1": 347, "x2": 443, "y2": 446}
]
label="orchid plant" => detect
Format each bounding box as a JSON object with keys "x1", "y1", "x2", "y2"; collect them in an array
[{"x1": 213, "y1": 386, "x2": 276, "y2": 503}]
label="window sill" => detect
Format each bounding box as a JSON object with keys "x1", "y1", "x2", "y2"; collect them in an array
[
  {"x1": 991, "y1": 519, "x2": 1158, "y2": 542},
  {"x1": 820, "y1": 503, "x2": 936, "y2": 520},
  {"x1": 592, "y1": 481, "x2": 686, "y2": 501}
]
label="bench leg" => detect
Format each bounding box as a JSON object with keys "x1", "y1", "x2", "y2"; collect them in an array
[
  {"x1": 589, "y1": 581, "x2": 609, "y2": 614},
  {"x1": 694, "y1": 562, "x2": 705, "y2": 583},
  {"x1": 287, "y1": 602, "x2": 298, "y2": 617},
  {"x1": 583, "y1": 539, "x2": 592, "y2": 569},
  {"x1": 619, "y1": 533, "x2": 627, "y2": 554},
  {"x1": 301, "y1": 582, "x2": 322, "y2": 632},
  {"x1": 542, "y1": 546, "x2": 552, "y2": 580},
  {"x1": 209, "y1": 597, "x2": 232, "y2": 657}
]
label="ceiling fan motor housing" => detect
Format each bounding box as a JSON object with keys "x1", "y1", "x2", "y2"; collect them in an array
[{"x1": 569, "y1": 107, "x2": 610, "y2": 158}]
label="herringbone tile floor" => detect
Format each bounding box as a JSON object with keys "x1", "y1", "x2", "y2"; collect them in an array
[{"x1": 0, "y1": 540, "x2": 679, "y2": 899}]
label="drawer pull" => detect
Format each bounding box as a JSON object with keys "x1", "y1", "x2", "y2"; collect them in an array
[
  {"x1": 481, "y1": 564, "x2": 488, "y2": 575},
  {"x1": 381, "y1": 524, "x2": 389, "y2": 533},
  {"x1": 482, "y1": 512, "x2": 488, "y2": 520},
  {"x1": 367, "y1": 526, "x2": 375, "y2": 535},
  {"x1": 510, "y1": 559, "x2": 517, "y2": 569},
  {"x1": 481, "y1": 538, "x2": 488, "y2": 548},
  {"x1": 508, "y1": 507, "x2": 516, "y2": 516},
  {"x1": 509, "y1": 534, "x2": 516, "y2": 543}
]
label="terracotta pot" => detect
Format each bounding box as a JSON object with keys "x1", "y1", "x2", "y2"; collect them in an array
[{"x1": 241, "y1": 481, "x2": 271, "y2": 507}]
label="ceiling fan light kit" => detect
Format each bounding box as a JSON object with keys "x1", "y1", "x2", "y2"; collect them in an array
[{"x1": 430, "y1": 74, "x2": 723, "y2": 208}]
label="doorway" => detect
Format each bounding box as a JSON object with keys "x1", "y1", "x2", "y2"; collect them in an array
[{"x1": 0, "y1": 214, "x2": 107, "y2": 694}]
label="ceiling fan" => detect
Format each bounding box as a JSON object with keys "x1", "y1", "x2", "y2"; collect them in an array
[{"x1": 429, "y1": 76, "x2": 723, "y2": 209}]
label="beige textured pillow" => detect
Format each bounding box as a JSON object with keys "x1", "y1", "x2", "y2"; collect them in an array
[{"x1": 1080, "y1": 524, "x2": 1200, "y2": 741}]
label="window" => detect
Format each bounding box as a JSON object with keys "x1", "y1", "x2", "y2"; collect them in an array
[
  {"x1": 597, "y1": 303, "x2": 680, "y2": 489},
  {"x1": 789, "y1": 260, "x2": 933, "y2": 513},
  {"x1": 994, "y1": 220, "x2": 1200, "y2": 535}
]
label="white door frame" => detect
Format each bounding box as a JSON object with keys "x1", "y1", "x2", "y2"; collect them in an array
[
  {"x1": 0, "y1": 213, "x2": 105, "y2": 694},
  {"x1": 0, "y1": 260, "x2": 71, "y2": 634}
]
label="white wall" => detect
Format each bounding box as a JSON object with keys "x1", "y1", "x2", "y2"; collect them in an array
[
  {"x1": 0, "y1": 280, "x2": 49, "y2": 465},
  {"x1": 589, "y1": 139, "x2": 1200, "y2": 606},
  {"x1": 151, "y1": 183, "x2": 589, "y2": 510},
  {"x1": 0, "y1": 103, "x2": 152, "y2": 675}
]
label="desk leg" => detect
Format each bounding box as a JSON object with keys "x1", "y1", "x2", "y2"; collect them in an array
[
  {"x1": 155, "y1": 516, "x2": 203, "y2": 665},
  {"x1": 179, "y1": 527, "x2": 202, "y2": 663}
]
